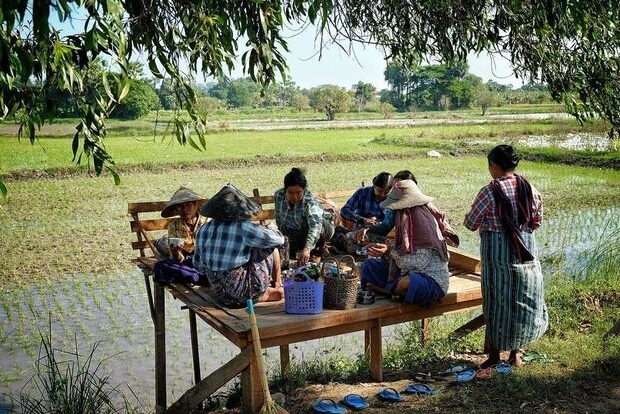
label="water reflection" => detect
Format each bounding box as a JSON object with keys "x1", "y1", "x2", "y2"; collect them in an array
[
  {"x1": 537, "y1": 207, "x2": 620, "y2": 279},
  {"x1": 517, "y1": 133, "x2": 613, "y2": 152}
]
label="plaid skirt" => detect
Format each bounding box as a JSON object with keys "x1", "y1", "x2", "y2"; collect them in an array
[{"x1": 205, "y1": 248, "x2": 275, "y2": 308}]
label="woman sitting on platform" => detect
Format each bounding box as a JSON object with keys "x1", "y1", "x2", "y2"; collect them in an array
[
  {"x1": 274, "y1": 167, "x2": 335, "y2": 265},
  {"x1": 153, "y1": 187, "x2": 208, "y2": 285},
  {"x1": 193, "y1": 184, "x2": 285, "y2": 308},
  {"x1": 359, "y1": 179, "x2": 451, "y2": 305}
]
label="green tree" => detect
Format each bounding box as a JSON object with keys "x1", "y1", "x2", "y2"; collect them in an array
[
  {"x1": 111, "y1": 80, "x2": 159, "y2": 120},
  {"x1": 353, "y1": 81, "x2": 376, "y2": 111},
  {"x1": 307, "y1": 85, "x2": 352, "y2": 120},
  {"x1": 196, "y1": 96, "x2": 223, "y2": 117},
  {"x1": 157, "y1": 79, "x2": 181, "y2": 110},
  {"x1": 290, "y1": 92, "x2": 311, "y2": 112},
  {"x1": 475, "y1": 85, "x2": 498, "y2": 116}
]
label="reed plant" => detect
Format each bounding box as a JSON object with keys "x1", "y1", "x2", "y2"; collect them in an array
[{"x1": 7, "y1": 315, "x2": 140, "y2": 414}]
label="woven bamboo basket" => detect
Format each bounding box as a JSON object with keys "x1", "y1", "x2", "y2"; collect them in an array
[{"x1": 322, "y1": 255, "x2": 359, "y2": 310}]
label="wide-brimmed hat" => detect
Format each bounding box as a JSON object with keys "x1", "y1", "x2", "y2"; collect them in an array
[
  {"x1": 161, "y1": 187, "x2": 206, "y2": 217},
  {"x1": 200, "y1": 184, "x2": 262, "y2": 221},
  {"x1": 379, "y1": 179, "x2": 432, "y2": 210}
]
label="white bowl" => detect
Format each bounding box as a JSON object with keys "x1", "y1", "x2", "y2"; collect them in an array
[{"x1": 169, "y1": 237, "x2": 185, "y2": 248}]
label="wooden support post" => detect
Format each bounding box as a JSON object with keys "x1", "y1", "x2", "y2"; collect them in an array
[
  {"x1": 240, "y1": 335, "x2": 264, "y2": 413},
  {"x1": 154, "y1": 282, "x2": 167, "y2": 412},
  {"x1": 164, "y1": 346, "x2": 254, "y2": 414},
  {"x1": 368, "y1": 319, "x2": 383, "y2": 381},
  {"x1": 420, "y1": 318, "x2": 430, "y2": 345},
  {"x1": 189, "y1": 309, "x2": 201, "y2": 386},
  {"x1": 279, "y1": 344, "x2": 290, "y2": 375}
]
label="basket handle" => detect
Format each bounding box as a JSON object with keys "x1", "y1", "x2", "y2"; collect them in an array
[
  {"x1": 339, "y1": 254, "x2": 357, "y2": 279},
  {"x1": 320, "y1": 256, "x2": 340, "y2": 279}
]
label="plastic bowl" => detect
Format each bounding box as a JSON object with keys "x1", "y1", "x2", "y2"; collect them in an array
[{"x1": 169, "y1": 237, "x2": 185, "y2": 248}]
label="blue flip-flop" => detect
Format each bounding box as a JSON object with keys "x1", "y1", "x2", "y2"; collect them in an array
[
  {"x1": 312, "y1": 398, "x2": 347, "y2": 414},
  {"x1": 377, "y1": 387, "x2": 404, "y2": 402},
  {"x1": 404, "y1": 383, "x2": 436, "y2": 395},
  {"x1": 455, "y1": 368, "x2": 476, "y2": 382},
  {"x1": 341, "y1": 394, "x2": 369, "y2": 411},
  {"x1": 495, "y1": 363, "x2": 513, "y2": 374}
]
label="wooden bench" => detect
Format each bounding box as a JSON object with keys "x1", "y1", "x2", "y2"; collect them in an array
[{"x1": 128, "y1": 189, "x2": 483, "y2": 414}]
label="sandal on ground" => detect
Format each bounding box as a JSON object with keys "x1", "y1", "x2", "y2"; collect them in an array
[
  {"x1": 438, "y1": 364, "x2": 471, "y2": 376},
  {"x1": 312, "y1": 398, "x2": 347, "y2": 414},
  {"x1": 475, "y1": 367, "x2": 493, "y2": 380},
  {"x1": 404, "y1": 383, "x2": 436, "y2": 395},
  {"x1": 377, "y1": 387, "x2": 403, "y2": 402},
  {"x1": 454, "y1": 368, "x2": 476, "y2": 382},
  {"x1": 341, "y1": 394, "x2": 369, "y2": 411},
  {"x1": 495, "y1": 362, "x2": 513, "y2": 374}
]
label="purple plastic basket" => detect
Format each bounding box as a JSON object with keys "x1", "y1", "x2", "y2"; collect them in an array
[{"x1": 283, "y1": 277, "x2": 324, "y2": 314}]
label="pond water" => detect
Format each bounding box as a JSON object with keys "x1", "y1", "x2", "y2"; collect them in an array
[{"x1": 0, "y1": 206, "x2": 618, "y2": 412}]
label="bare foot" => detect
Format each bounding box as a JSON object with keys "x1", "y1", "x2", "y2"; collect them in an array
[
  {"x1": 257, "y1": 287, "x2": 284, "y2": 303},
  {"x1": 479, "y1": 357, "x2": 501, "y2": 369},
  {"x1": 508, "y1": 349, "x2": 523, "y2": 367},
  {"x1": 393, "y1": 275, "x2": 410, "y2": 297}
]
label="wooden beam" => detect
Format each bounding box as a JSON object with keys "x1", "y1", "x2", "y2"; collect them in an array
[
  {"x1": 189, "y1": 310, "x2": 201, "y2": 386},
  {"x1": 368, "y1": 319, "x2": 383, "y2": 381},
  {"x1": 164, "y1": 346, "x2": 254, "y2": 414},
  {"x1": 451, "y1": 313, "x2": 486, "y2": 339},
  {"x1": 448, "y1": 245, "x2": 481, "y2": 272}
]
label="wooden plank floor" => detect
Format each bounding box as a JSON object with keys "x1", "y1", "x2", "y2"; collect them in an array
[{"x1": 167, "y1": 265, "x2": 482, "y2": 349}]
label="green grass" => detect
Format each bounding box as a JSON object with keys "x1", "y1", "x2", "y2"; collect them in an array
[{"x1": 0, "y1": 112, "x2": 612, "y2": 174}]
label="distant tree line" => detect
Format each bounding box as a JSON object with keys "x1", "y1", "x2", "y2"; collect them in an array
[{"x1": 43, "y1": 60, "x2": 552, "y2": 121}]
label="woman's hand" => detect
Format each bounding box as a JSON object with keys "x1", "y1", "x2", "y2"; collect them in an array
[
  {"x1": 366, "y1": 243, "x2": 388, "y2": 258},
  {"x1": 362, "y1": 216, "x2": 378, "y2": 226},
  {"x1": 355, "y1": 229, "x2": 368, "y2": 243},
  {"x1": 297, "y1": 247, "x2": 311, "y2": 265}
]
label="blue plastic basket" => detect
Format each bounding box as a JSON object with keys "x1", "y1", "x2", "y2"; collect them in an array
[{"x1": 283, "y1": 276, "x2": 324, "y2": 314}]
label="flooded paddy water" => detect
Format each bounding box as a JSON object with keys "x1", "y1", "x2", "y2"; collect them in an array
[{"x1": 1, "y1": 206, "x2": 617, "y2": 412}]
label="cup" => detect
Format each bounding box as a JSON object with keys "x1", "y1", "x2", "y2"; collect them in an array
[{"x1": 354, "y1": 262, "x2": 363, "y2": 278}]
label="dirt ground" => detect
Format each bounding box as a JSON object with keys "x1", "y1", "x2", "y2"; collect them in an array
[{"x1": 202, "y1": 350, "x2": 620, "y2": 414}]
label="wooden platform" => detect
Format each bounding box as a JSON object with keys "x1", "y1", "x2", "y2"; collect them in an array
[
  {"x1": 127, "y1": 192, "x2": 483, "y2": 414},
  {"x1": 137, "y1": 247, "x2": 482, "y2": 414}
]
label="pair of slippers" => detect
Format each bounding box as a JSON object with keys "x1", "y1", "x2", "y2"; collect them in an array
[
  {"x1": 377, "y1": 383, "x2": 437, "y2": 402},
  {"x1": 312, "y1": 394, "x2": 369, "y2": 413}
]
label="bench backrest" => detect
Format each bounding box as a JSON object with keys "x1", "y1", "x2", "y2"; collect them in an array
[{"x1": 128, "y1": 189, "x2": 355, "y2": 258}]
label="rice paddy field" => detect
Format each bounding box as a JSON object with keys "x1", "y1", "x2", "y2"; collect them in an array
[{"x1": 1, "y1": 109, "x2": 619, "y2": 413}]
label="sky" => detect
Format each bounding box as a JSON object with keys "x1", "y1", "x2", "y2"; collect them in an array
[
  {"x1": 276, "y1": 31, "x2": 524, "y2": 90},
  {"x1": 223, "y1": 26, "x2": 525, "y2": 91}
]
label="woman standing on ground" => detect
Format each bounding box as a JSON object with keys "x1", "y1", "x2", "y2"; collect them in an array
[
  {"x1": 464, "y1": 144, "x2": 548, "y2": 367},
  {"x1": 274, "y1": 167, "x2": 335, "y2": 264}
]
